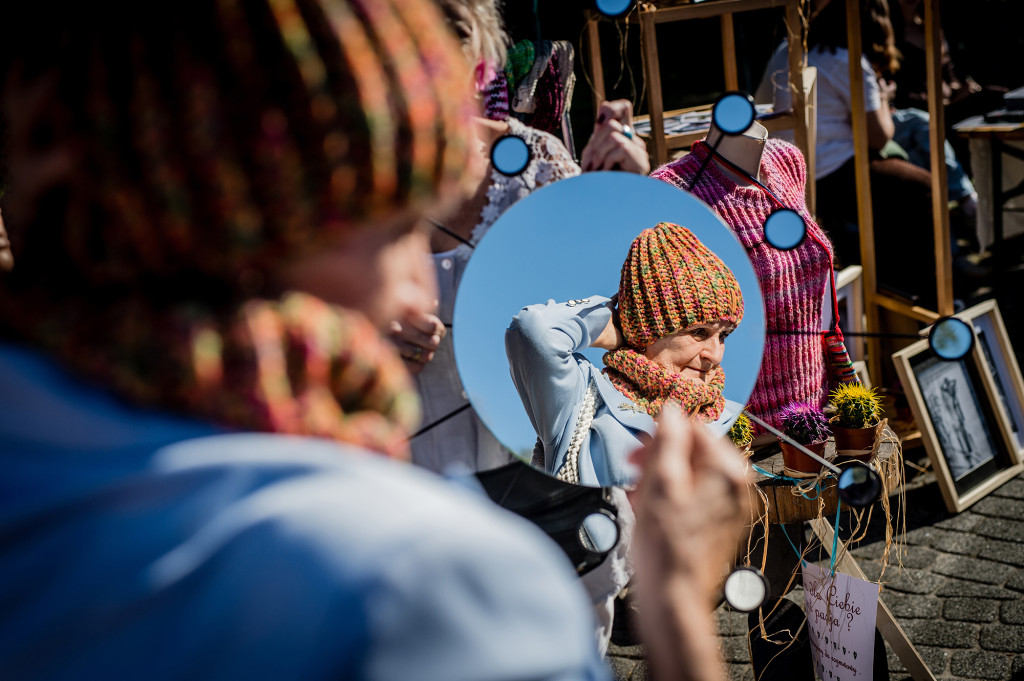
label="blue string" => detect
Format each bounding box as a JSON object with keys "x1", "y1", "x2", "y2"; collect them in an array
[
  {"x1": 830, "y1": 501, "x2": 841, "y2": 576},
  {"x1": 778, "y1": 523, "x2": 807, "y2": 568},
  {"x1": 753, "y1": 464, "x2": 843, "y2": 574},
  {"x1": 751, "y1": 464, "x2": 824, "y2": 501}
]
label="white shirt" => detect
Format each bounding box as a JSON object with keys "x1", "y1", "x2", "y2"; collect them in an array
[{"x1": 756, "y1": 42, "x2": 881, "y2": 179}]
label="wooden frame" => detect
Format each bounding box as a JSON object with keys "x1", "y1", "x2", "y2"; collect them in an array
[
  {"x1": 893, "y1": 329, "x2": 1023, "y2": 513},
  {"x1": 835, "y1": 265, "x2": 865, "y2": 363},
  {"x1": 956, "y1": 300, "x2": 1024, "y2": 459},
  {"x1": 583, "y1": 0, "x2": 813, "y2": 207}
]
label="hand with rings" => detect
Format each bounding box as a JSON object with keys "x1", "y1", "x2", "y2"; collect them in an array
[
  {"x1": 580, "y1": 99, "x2": 650, "y2": 175},
  {"x1": 389, "y1": 309, "x2": 446, "y2": 375}
]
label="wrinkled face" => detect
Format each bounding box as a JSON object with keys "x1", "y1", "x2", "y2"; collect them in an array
[
  {"x1": 643, "y1": 320, "x2": 735, "y2": 383},
  {"x1": 275, "y1": 215, "x2": 438, "y2": 331}
]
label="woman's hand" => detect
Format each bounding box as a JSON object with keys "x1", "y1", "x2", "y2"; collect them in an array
[
  {"x1": 590, "y1": 295, "x2": 625, "y2": 350},
  {"x1": 628, "y1": 403, "x2": 752, "y2": 681},
  {"x1": 388, "y1": 309, "x2": 446, "y2": 375},
  {"x1": 580, "y1": 100, "x2": 650, "y2": 175}
]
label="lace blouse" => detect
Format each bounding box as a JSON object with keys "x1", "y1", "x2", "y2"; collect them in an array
[{"x1": 411, "y1": 117, "x2": 580, "y2": 474}]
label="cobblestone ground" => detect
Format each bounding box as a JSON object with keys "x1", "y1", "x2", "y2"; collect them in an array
[{"x1": 607, "y1": 468, "x2": 1024, "y2": 681}]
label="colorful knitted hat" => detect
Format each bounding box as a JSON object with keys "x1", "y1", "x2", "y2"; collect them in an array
[
  {"x1": 0, "y1": 0, "x2": 477, "y2": 457},
  {"x1": 618, "y1": 222, "x2": 744, "y2": 349}
]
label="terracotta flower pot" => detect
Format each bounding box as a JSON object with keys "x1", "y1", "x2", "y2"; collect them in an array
[
  {"x1": 831, "y1": 418, "x2": 880, "y2": 462},
  {"x1": 779, "y1": 439, "x2": 826, "y2": 478}
]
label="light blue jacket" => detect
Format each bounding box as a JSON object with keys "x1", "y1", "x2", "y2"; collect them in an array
[
  {"x1": 505, "y1": 296, "x2": 741, "y2": 488},
  {"x1": 0, "y1": 345, "x2": 609, "y2": 681}
]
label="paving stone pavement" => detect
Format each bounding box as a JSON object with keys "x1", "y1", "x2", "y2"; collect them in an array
[{"x1": 607, "y1": 467, "x2": 1024, "y2": 681}]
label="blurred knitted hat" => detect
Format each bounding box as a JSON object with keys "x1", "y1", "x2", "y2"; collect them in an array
[
  {"x1": 0, "y1": 0, "x2": 479, "y2": 457},
  {"x1": 618, "y1": 222, "x2": 744, "y2": 349},
  {"x1": 0, "y1": 0, "x2": 477, "y2": 289}
]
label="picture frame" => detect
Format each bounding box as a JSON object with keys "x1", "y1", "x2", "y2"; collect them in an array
[
  {"x1": 956, "y1": 299, "x2": 1024, "y2": 459},
  {"x1": 893, "y1": 305, "x2": 1024, "y2": 512},
  {"x1": 835, "y1": 265, "x2": 865, "y2": 362}
]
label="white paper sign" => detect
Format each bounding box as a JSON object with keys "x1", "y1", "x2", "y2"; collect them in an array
[{"x1": 802, "y1": 563, "x2": 879, "y2": 681}]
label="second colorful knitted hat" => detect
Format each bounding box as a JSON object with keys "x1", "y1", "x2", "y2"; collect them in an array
[{"x1": 618, "y1": 222, "x2": 744, "y2": 349}]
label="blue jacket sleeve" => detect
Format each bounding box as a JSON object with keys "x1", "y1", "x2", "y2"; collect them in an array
[{"x1": 504, "y1": 297, "x2": 612, "y2": 448}]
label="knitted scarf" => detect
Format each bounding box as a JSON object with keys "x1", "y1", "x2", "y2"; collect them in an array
[
  {"x1": 651, "y1": 139, "x2": 832, "y2": 431},
  {"x1": 603, "y1": 347, "x2": 726, "y2": 420}
]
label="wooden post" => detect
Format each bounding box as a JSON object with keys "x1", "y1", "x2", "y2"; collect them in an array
[
  {"x1": 786, "y1": 0, "x2": 809, "y2": 173},
  {"x1": 721, "y1": 13, "x2": 739, "y2": 91},
  {"x1": 640, "y1": 8, "x2": 667, "y2": 166},
  {"x1": 845, "y1": 0, "x2": 884, "y2": 391},
  {"x1": 924, "y1": 0, "x2": 954, "y2": 316},
  {"x1": 584, "y1": 11, "x2": 606, "y2": 110}
]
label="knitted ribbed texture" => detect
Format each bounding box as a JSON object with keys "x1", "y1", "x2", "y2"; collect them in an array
[
  {"x1": 617, "y1": 222, "x2": 744, "y2": 350},
  {"x1": 604, "y1": 349, "x2": 725, "y2": 420},
  {"x1": 651, "y1": 139, "x2": 832, "y2": 430}
]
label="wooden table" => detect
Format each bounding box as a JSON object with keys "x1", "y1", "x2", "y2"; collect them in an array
[
  {"x1": 749, "y1": 428, "x2": 902, "y2": 525},
  {"x1": 954, "y1": 117, "x2": 1024, "y2": 293}
]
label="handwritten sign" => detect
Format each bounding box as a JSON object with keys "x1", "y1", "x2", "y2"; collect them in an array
[{"x1": 802, "y1": 563, "x2": 879, "y2": 681}]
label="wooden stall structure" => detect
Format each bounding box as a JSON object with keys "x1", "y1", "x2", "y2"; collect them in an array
[
  {"x1": 845, "y1": 0, "x2": 953, "y2": 385},
  {"x1": 583, "y1": 0, "x2": 817, "y2": 208}
]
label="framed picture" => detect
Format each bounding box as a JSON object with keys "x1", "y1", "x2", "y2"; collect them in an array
[
  {"x1": 835, "y1": 265, "x2": 865, "y2": 362},
  {"x1": 852, "y1": 360, "x2": 871, "y2": 390},
  {"x1": 957, "y1": 300, "x2": 1024, "y2": 458},
  {"x1": 894, "y1": 324, "x2": 1023, "y2": 513}
]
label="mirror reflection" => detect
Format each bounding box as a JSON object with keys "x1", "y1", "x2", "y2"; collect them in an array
[
  {"x1": 579, "y1": 511, "x2": 619, "y2": 554},
  {"x1": 837, "y1": 462, "x2": 883, "y2": 508},
  {"x1": 595, "y1": 0, "x2": 633, "y2": 17},
  {"x1": 928, "y1": 316, "x2": 974, "y2": 361},
  {"x1": 723, "y1": 566, "x2": 768, "y2": 612},
  {"x1": 763, "y1": 209, "x2": 807, "y2": 251},
  {"x1": 491, "y1": 135, "x2": 532, "y2": 176},
  {"x1": 712, "y1": 92, "x2": 757, "y2": 136},
  {"x1": 455, "y1": 173, "x2": 766, "y2": 486}
]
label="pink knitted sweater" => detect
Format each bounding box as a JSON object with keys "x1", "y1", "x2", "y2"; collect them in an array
[{"x1": 651, "y1": 139, "x2": 832, "y2": 430}]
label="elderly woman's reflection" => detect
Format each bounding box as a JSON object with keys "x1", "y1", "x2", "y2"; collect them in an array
[
  {"x1": 506, "y1": 222, "x2": 744, "y2": 488},
  {"x1": 505, "y1": 221, "x2": 745, "y2": 649}
]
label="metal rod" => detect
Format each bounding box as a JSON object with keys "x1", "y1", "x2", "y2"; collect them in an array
[
  {"x1": 767, "y1": 329, "x2": 923, "y2": 340},
  {"x1": 743, "y1": 410, "x2": 841, "y2": 475}
]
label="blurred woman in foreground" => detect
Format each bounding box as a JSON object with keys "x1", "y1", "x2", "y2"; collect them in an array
[{"x1": 0, "y1": 1, "x2": 748, "y2": 680}]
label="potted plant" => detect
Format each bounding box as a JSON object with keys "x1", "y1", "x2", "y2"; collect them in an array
[
  {"x1": 829, "y1": 383, "x2": 883, "y2": 461},
  {"x1": 728, "y1": 413, "x2": 754, "y2": 456},
  {"x1": 778, "y1": 402, "x2": 831, "y2": 478}
]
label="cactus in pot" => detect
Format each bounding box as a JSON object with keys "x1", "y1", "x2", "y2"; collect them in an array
[
  {"x1": 728, "y1": 413, "x2": 754, "y2": 455},
  {"x1": 777, "y1": 402, "x2": 831, "y2": 477},
  {"x1": 830, "y1": 383, "x2": 883, "y2": 460}
]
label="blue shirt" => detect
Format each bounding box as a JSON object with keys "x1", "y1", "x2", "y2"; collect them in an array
[{"x1": 0, "y1": 344, "x2": 609, "y2": 681}]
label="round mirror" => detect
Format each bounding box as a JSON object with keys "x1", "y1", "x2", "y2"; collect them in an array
[
  {"x1": 491, "y1": 135, "x2": 531, "y2": 176},
  {"x1": 454, "y1": 173, "x2": 766, "y2": 487},
  {"x1": 578, "y1": 511, "x2": 620, "y2": 554},
  {"x1": 723, "y1": 566, "x2": 768, "y2": 612},
  {"x1": 836, "y1": 462, "x2": 882, "y2": 508},
  {"x1": 595, "y1": 0, "x2": 633, "y2": 17},
  {"x1": 712, "y1": 92, "x2": 756, "y2": 136},
  {"x1": 928, "y1": 316, "x2": 974, "y2": 361},
  {"x1": 763, "y1": 209, "x2": 807, "y2": 251}
]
